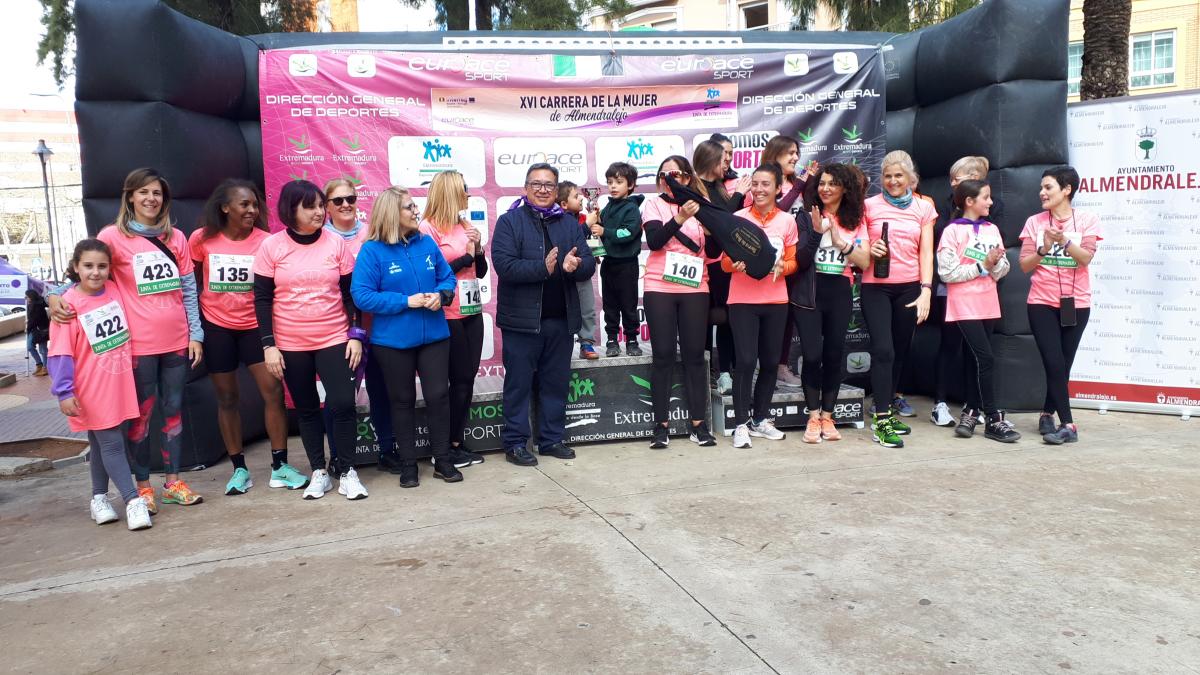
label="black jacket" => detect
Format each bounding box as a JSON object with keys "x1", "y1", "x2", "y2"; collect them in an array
[
  {"x1": 25, "y1": 297, "x2": 50, "y2": 336},
  {"x1": 785, "y1": 210, "x2": 823, "y2": 310}
]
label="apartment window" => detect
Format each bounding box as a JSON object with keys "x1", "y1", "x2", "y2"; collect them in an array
[
  {"x1": 1067, "y1": 42, "x2": 1083, "y2": 95},
  {"x1": 742, "y1": 2, "x2": 769, "y2": 30},
  {"x1": 1130, "y1": 30, "x2": 1175, "y2": 88}
]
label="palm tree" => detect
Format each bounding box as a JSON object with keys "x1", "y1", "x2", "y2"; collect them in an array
[
  {"x1": 1079, "y1": 0, "x2": 1132, "y2": 100},
  {"x1": 786, "y1": 0, "x2": 979, "y2": 32}
]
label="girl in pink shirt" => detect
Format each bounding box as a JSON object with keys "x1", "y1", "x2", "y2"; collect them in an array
[
  {"x1": 50, "y1": 168, "x2": 203, "y2": 510},
  {"x1": 1018, "y1": 166, "x2": 1101, "y2": 445},
  {"x1": 862, "y1": 151, "x2": 937, "y2": 448},
  {"x1": 190, "y1": 179, "x2": 305, "y2": 495},
  {"x1": 254, "y1": 179, "x2": 367, "y2": 501},
  {"x1": 641, "y1": 156, "x2": 721, "y2": 449},
  {"x1": 723, "y1": 163, "x2": 798, "y2": 448},
  {"x1": 418, "y1": 169, "x2": 489, "y2": 467},
  {"x1": 48, "y1": 239, "x2": 152, "y2": 530},
  {"x1": 936, "y1": 180, "x2": 1019, "y2": 443}
]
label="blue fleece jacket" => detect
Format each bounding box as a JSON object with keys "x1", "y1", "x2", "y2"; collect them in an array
[{"x1": 351, "y1": 232, "x2": 456, "y2": 350}]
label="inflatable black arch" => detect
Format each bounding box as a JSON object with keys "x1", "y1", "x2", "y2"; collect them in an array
[{"x1": 73, "y1": 0, "x2": 1068, "y2": 466}]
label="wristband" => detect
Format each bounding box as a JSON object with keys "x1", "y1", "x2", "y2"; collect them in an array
[
  {"x1": 920, "y1": 282, "x2": 933, "y2": 289},
  {"x1": 842, "y1": 242, "x2": 855, "y2": 255},
  {"x1": 348, "y1": 327, "x2": 367, "y2": 341}
]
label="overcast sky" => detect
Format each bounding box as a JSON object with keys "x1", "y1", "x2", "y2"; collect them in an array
[{"x1": 1, "y1": 1, "x2": 75, "y2": 111}]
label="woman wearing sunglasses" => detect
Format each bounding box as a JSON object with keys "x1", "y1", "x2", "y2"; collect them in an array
[{"x1": 641, "y1": 157, "x2": 721, "y2": 449}]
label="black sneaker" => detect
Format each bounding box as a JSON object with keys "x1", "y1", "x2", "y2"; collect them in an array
[
  {"x1": 626, "y1": 341, "x2": 643, "y2": 357},
  {"x1": 1037, "y1": 413, "x2": 1056, "y2": 436},
  {"x1": 1043, "y1": 424, "x2": 1078, "y2": 445},
  {"x1": 650, "y1": 424, "x2": 669, "y2": 449},
  {"x1": 955, "y1": 408, "x2": 979, "y2": 438},
  {"x1": 377, "y1": 452, "x2": 404, "y2": 474},
  {"x1": 451, "y1": 446, "x2": 485, "y2": 466},
  {"x1": 399, "y1": 462, "x2": 419, "y2": 488},
  {"x1": 505, "y1": 445, "x2": 538, "y2": 466},
  {"x1": 984, "y1": 412, "x2": 1021, "y2": 443},
  {"x1": 689, "y1": 421, "x2": 718, "y2": 447},
  {"x1": 539, "y1": 442, "x2": 576, "y2": 459},
  {"x1": 433, "y1": 459, "x2": 464, "y2": 482},
  {"x1": 605, "y1": 341, "x2": 621, "y2": 357}
]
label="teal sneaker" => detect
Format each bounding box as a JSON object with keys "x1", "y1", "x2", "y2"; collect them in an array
[
  {"x1": 889, "y1": 409, "x2": 912, "y2": 436},
  {"x1": 225, "y1": 467, "x2": 253, "y2": 495},
  {"x1": 268, "y1": 463, "x2": 310, "y2": 490},
  {"x1": 872, "y1": 414, "x2": 905, "y2": 448}
]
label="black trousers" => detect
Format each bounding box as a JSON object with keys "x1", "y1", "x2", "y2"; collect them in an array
[
  {"x1": 281, "y1": 344, "x2": 357, "y2": 473},
  {"x1": 795, "y1": 274, "x2": 852, "y2": 413},
  {"x1": 601, "y1": 257, "x2": 640, "y2": 343},
  {"x1": 707, "y1": 262, "x2": 735, "y2": 373},
  {"x1": 374, "y1": 340, "x2": 451, "y2": 463},
  {"x1": 644, "y1": 291, "x2": 710, "y2": 424},
  {"x1": 729, "y1": 303, "x2": 789, "y2": 423},
  {"x1": 861, "y1": 282, "x2": 920, "y2": 412},
  {"x1": 501, "y1": 318, "x2": 572, "y2": 449},
  {"x1": 957, "y1": 319, "x2": 997, "y2": 416},
  {"x1": 1028, "y1": 304, "x2": 1091, "y2": 424},
  {"x1": 447, "y1": 314, "x2": 484, "y2": 445},
  {"x1": 931, "y1": 295, "x2": 963, "y2": 403}
]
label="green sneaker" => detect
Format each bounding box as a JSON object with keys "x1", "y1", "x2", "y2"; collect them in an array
[
  {"x1": 224, "y1": 467, "x2": 253, "y2": 496},
  {"x1": 268, "y1": 463, "x2": 310, "y2": 490},
  {"x1": 889, "y1": 410, "x2": 912, "y2": 436},
  {"x1": 872, "y1": 414, "x2": 905, "y2": 448}
]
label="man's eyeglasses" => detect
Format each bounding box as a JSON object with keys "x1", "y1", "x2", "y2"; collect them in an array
[
  {"x1": 526, "y1": 181, "x2": 558, "y2": 193},
  {"x1": 330, "y1": 195, "x2": 357, "y2": 206},
  {"x1": 657, "y1": 170, "x2": 691, "y2": 180}
]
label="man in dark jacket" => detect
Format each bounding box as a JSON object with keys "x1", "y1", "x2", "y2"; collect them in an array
[{"x1": 492, "y1": 163, "x2": 596, "y2": 466}]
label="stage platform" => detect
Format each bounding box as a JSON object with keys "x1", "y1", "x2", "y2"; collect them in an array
[{"x1": 714, "y1": 384, "x2": 866, "y2": 436}]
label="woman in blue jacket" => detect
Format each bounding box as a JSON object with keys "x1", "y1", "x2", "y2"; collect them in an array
[{"x1": 351, "y1": 186, "x2": 461, "y2": 488}]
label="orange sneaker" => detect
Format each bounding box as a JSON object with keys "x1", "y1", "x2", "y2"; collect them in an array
[
  {"x1": 803, "y1": 418, "x2": 823, "y2": 444},
  {"x1": 137, "y1": 486, "x2": 158, "y2": 515},
  {"x1": 820, "y1": 417, "x2": 841, "y2": 441},
  {"x1": 162, "y1": 480, "x2": 203, "y2": 506}
]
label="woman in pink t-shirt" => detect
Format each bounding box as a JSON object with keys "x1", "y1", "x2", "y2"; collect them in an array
[
  {"x1": 50, "y1": 168, "x2": 204, "y2": 510},
  {"x1": 419, "y1": 170, "x2": 489, "y2": 468},
  {"x1": 795, "y1": 164, "x2": 871, "y2": 444},
  {"x1": 1018, "y1": 166, "x2": 1100, "y2": 445},
  {"x1": 936, "y1": 180, "x2": 1019, "y2": 443},
  {"x1": 190, "y1": 179, "x2": 305, "y2": 495},
  {"x1": 253, "y1": 179, "x2": 367, "y2": 501},
  {"x1": 724, "y1": 163, "x2": 799, "y2": 449},
  {"x1": 641, "y1": 156, "x2": 721, "y2": 449},
  {"x1": 48, "y1": 239, "x2": 152, "y2": 531},
  {"x1": 862, "y1": 150, "x2": 937, "y2": 448}
]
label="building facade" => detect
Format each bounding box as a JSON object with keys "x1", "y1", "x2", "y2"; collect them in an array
[
  {"x1": 1068, "y1": 0, "x2": 1200, "y2": 98},
  {"x1": 584, "y1": 0, "x2": 822, "y2": 32}
]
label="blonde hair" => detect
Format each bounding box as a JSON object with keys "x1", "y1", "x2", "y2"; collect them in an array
[
  {"x1": 424, "y1": 171, "x2": 467, "y2": 231},
  {"x1": 367, "y1": 186, "x2": 414, "y2": 244},
  {"x1": 115, "y1": 168, "x2": 174, "y2": 237},
  {"x1": 949, "y1": 155, "x2": 990, "y2": 180},
  {"x1": 881, "y1": 150, "x2": 919, "y2": 186},
  {"x1": 323, "y1": 177, "x2": 356, "y2": 198}
]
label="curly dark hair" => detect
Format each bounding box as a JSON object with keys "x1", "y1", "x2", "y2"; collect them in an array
[
  {"x1": 803, "y1": 163, "x2": 865, "y2": 231},
  {"x1": 197, "y1": 178, "x2": 268, "y2": 240}
]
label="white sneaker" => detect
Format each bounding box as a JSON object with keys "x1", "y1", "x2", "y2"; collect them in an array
[
  {"x1": 776, "y1": 365, "x2": 803, "y2": 388},
  {"x1": 716, "y1": 372, "x2": 733, "y2": 395},
  {"x1": 749, "y1": 418, "x2": 786, "y2": 440},
  {"x1": 337, "y1": 467, "x2": 369, "y2": 500},
  {"x1": 125, "y1": 496, "x2": 152, "y2": 530},
  {"x1": 303, "y1": 469, "x2": 333, "y2": 500},
  {"x1": 732, "y1": 424, "x2": 752, "y2": 449},
  {"x1": 930, "y1": 401, "x2": 955, "y2": 427},
  {"x1": 90, "y1": 494, "x2": 118, "y2": 525}
]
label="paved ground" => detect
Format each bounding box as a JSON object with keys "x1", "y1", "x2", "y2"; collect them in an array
[
  {"x1": 0, "y1": 401, "x2": 1197, "y2": 674},
  {"x1": 0, "y1": 333, "x2": 82, "y2": 442}
]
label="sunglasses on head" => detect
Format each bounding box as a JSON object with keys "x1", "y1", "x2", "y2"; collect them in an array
[
  {"x1": 658, "y1": 170, "x2": 690, "y2": 180},
  {"x1": 330, "y1": 195, "x2": 357, "y2": 206}
]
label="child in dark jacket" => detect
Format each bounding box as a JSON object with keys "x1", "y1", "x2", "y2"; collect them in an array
[{"x1": 596, "y1": 161, "x2": 644, "y2": 356}]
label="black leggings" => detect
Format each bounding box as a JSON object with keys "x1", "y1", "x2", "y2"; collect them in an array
[
  {"x1": 374, "y1": 340, "x2": 451, "y2": 463},
  {"x1": 729, "y1": 303, "x2": 789, "y2": 423},
  {"x1": 861, "y1": 282, "x2": 920, "y2": 411},
  {"x1": 957, "y1": 319, "x2": 997, "y2": 416},
  {"x1": 931, "y1": 295, "x2": 963, "y2": 403},
  {"x1": 447, "y1": 314, "x2": 484, "y2": 445},
  {"x1": 707, "y1": 262, "x2": 734, "y2": 373},
  {"x1": 644, "y1": 291, "x2": 709, "y2": 424},
  {"x1": 281, "y1": 344, "x2": 357, "y2": 474},
  {"x1": 601, "y1": 257, "x2": 640, "y2": 342},
  {"x1": 796, "y1": 274, "x2": 852, "y2": 413},
  {"x1": 1028, "y1": 304, "x2": 1091, "y2": 425}
]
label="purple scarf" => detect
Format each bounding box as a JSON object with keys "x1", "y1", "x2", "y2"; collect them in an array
[
  {"x1": 508, "y1": 197, "x2": 564, "y2": 218},
  {"x1": 950, "y1": 217, "x2": 989, "y2": 234}
]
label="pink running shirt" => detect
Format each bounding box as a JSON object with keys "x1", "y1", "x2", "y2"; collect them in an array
[
  {"x1": 641, "y1": 196, "x2": 710, "y2": 295},
  {"x1": 252, "y1": 229, "x2": 354, "y2": 351},
  {"x1": 727, "y1": 206, "x2": 797, "y2": 305},
  {"x1": 188, "y1": 228, "x2": 269, "y2": 331},
  {"x1": 419, "y1": 219, "x2": 479, "y2": 320},
  {"x1": 940, "y1": 221, "x2": 1004, "y2": 321},
  {"x1": 1020, "y1": 210, "x2": 1102, "y2": 309},
  {"x1": 816, "y1": 212, "x2": 868, "y2": 282},
  {"x1": 96, "y1": 225, "x2": 193, "y2": 356},
  {"x1": 862, "y1": 194, "x2": 938, "y2": 285}
]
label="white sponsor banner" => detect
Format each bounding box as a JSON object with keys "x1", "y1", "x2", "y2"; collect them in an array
[
  {"x1": 0, "y1": 274, "x2": 28, "y2": 300},
  {"x1": 1066, "y1": 91, "x2": 1200, "y2": 415},
  {"x1": 388, "y1": 136, "x2": 487, "y2": 188},
  {"x1": 594, "y1": 135, "x2": 685, "y2": 183},
  {"x1": 493, "y1": 137, "x2": 588, "y2": 187}
]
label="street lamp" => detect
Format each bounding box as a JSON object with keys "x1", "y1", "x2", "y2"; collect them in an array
[{"x1": 32, "y1": 139, "x2": 59, "y2": 281}]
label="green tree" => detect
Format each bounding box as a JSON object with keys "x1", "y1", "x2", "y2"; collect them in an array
[
  {"x1": 1079, "y1": 0, "x2": 1131, "y2": 100},
  {"x1": 36, "y1": 0, "x2": 317, "y2": 87},
  {"x1": 786, "y1": 0, "x2": 980, "y2": 32},
  {"x1": 409, "y1": 0, "x2": 631, "y2": 30}
]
